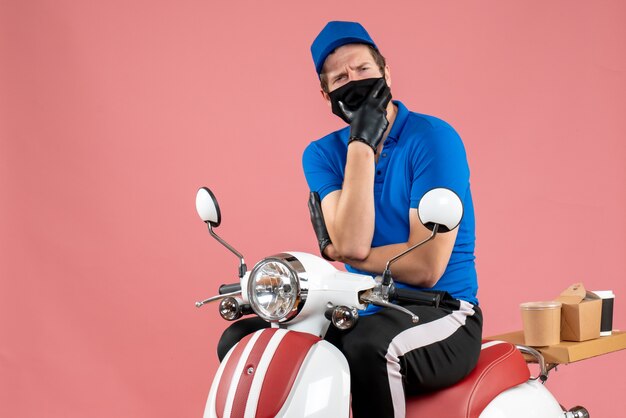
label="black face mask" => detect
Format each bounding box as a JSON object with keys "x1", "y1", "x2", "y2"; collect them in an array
[{"x1": 328, "y1": 77, "x2": 390, "y2": 123}]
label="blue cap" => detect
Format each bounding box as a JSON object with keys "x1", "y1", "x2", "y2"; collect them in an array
[{"x1": 311, "y1": 21, "x2": 377, "y2": 75}]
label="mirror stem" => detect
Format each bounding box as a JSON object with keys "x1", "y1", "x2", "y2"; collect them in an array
[
  {"x1": 381, "y1": 224, "x2": 439, "y2": 290},
  {"x1": 207, "y1": 223, "x2": 247, "y2": 278}
]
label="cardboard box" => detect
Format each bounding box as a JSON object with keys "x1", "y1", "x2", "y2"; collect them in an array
[
  {"x1": 487, "y1": 330, "x2": 626, "y2": 364},
  {"x1": 555, "y1": 283, "x2": 602, "y2": 341}
]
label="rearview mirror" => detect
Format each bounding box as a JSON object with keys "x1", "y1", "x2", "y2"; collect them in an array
[
  {"x1": 417, "y1": 188, "x2": 463, "y2": 232},
  {"x1": 195, "y1": 187, "x2": 221, "y2": 227}
]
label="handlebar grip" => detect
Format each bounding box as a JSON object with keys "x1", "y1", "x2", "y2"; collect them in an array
[
  {"x1": 219, "y1": 283, "x2": 242, "y2": 295},
  {"x1": 391, "y1": 288, "x2": 441, "y2": 308}
]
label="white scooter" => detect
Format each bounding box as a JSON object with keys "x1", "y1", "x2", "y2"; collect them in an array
[{"x1": 194, "y1": 186, "x2": 589, "y2": 418}]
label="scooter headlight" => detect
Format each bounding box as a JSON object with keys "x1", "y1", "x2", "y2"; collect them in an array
[{"x1": 247, "y1": 254, "x2": 305, "y2": 322}]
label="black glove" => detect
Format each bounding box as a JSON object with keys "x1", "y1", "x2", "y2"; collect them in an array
[
  {"x1": 339, "y1": 78, "x2": 392, "y2": 154},
  {"x1": 308, "y1": 192, "x2": 334, "y2": 261}
]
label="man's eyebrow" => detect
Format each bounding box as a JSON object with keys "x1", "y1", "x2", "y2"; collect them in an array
[
  {"x1": 331, "y1": 61, "x2": 371, "y2": 76},
  {"x1": 329, "y1": 69, "x2": 348, "y2": 81},
  {"x1": 326, "y1": 59, "x2": 376, "y2": 82}
]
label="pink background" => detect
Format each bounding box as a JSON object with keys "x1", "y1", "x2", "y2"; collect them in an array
[{"x1": 1, "y1": 0, "x2": 625, "y2": 416}]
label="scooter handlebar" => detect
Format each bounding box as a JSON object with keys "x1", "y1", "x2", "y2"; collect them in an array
[
  {"x1": 390, "y1": 287, "x2": 441, "y2": 308},
  {"x1": 219, "y1": 283, "x2": 242, "y2": 295}
]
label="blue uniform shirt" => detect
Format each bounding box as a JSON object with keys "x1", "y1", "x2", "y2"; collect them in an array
[{"x1": 302, "y1": 101, "x2": 478, "y2": 308}]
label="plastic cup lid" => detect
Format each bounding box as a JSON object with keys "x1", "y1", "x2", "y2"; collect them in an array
[
  {"x1": 592, "y1": 290, "x2": 614, "y2": 298},
  {"x1": 520, "y1": 301, "x2": 562, "y2": 310}
]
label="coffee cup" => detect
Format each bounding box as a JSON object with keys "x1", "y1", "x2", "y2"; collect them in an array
[
  {"x1": 520, "y1": 301, "x2": 562, "y2": 346},
  {"x1": 592, "y1": 290, "x2": 614, "y2": 336}
]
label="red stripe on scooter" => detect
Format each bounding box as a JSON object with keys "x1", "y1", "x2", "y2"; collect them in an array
[
  {"x1": 215, "y1": 332, "x2": 249, "y2": 418},
  {"x1": 215, "y1": 330, "x2": 273, "y2": 418},
  {"x1": 255, "y1": 331, "x2": 321, "y2": 417},
  {"x1": 229, "y1": 328, "x2": 279, "y2": 418}
]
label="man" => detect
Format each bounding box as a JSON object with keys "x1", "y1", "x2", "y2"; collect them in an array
[{"x1": 302, "y1": 21, "x2": 482, "y2": 418}]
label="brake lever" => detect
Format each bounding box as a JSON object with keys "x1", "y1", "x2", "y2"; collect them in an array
[
  {"x1": 195, "y1": 290, "x2": 242, "y2": 308},
  {"x1": 360, "y1": 291, "x2": 419, "y2": 323}
]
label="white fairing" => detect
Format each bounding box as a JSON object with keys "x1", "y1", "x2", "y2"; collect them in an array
[
  {"x1": 275, "y1": 340, "x2": 350, "y2": 417},
  {"x1": 479, "y1": 380, "x2": 564, "y2": 417},
  {"x1": 203, "y1": 336, "x2": 349, "y2": 418},
  {"x1": 280, "y1": 252, "x2": 375, "y2": 336}
]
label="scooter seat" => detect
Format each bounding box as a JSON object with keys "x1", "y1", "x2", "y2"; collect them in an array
[{"x1": 405, "y1": 340, "x2": 530, "y2": 418}]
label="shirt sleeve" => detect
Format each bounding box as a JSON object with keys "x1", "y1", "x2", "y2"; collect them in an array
[
  {"x1": 302, "y1": 142, "x2": 343, "y2": 201},
  {"x1": 409, "y1": 126, "x2": 470, "y2": 208}
]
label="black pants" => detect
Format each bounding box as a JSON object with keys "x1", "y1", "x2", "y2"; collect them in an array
[{"x1": 217, "y1": 294, "x2": 482, "y2": 418}]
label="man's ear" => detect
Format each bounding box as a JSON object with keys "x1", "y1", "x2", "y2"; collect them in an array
[
  {"x1": 384, "y1": 65, "x2": 391, "y2": 88},
  {"x1": 320, "y1": 90, "x2": 331, "y2": 108}
]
